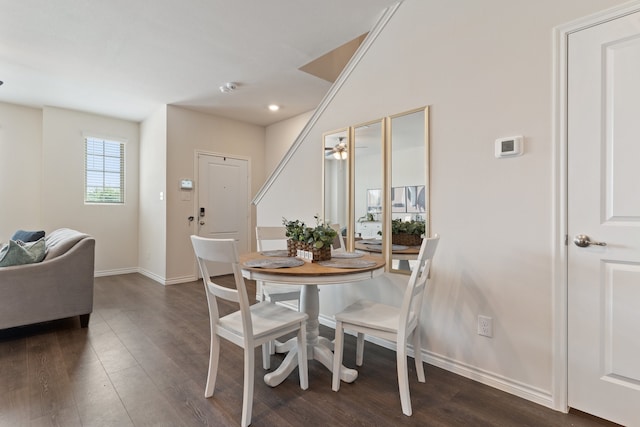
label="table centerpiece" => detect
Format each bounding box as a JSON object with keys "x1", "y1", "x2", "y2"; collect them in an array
[{"x1": 283, "y1": 216, "x2": 337, "y2": 262}]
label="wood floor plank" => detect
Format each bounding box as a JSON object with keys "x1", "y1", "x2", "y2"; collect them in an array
[
  {"x1": 29, "y1": 406, "x2": 82, "y2": 427},
  {"x1": 26, "y1": 332, "x2": 77, "y2": 420},
  {"x1": 108, "y1": 365, "x2": 187, "y2": 427},
  {"x1": 0, "y1": 387, "x2": 30, "y2": 427},
  {"x1": 0, "y1": 273, "x2": 619, "y2": 427},
  {"x1": 0, "y1": 336, "x2": 28, "y2": 394}
]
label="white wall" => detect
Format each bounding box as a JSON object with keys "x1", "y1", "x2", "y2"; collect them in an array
[
  {"x1": 256, "y1": 0, "x2": 628, "y2": 409},
  {"x1": 0, "y1": 102, "x2": 42, "y2": 241},
  {"x1": 165, "y1": 106, "x2": 266, "y2": 282},
  {"x1": 0, "y1": 101, "x2": 293, "y2": 282},
  {"x1": 139, "y1": 105, "x2": 168, "y2": 281},
  {"x1": 265, "y1": 111, "x2": 313, "y2": 176},
  {"x1": 42, "y1": 107, "x2": 139, "y2": 274}
]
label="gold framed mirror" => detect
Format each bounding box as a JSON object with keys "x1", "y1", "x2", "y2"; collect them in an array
[
  {"x1": 323, "y1": 106, "x2": 429, "y2": 273},
  {"x1": 385, "y1": 106, "x2": 429, "y2": 274}
]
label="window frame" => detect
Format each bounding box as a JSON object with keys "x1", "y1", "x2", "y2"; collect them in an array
[{"x1": 84, "y1": 135, "x2": 126, "y2": 205}]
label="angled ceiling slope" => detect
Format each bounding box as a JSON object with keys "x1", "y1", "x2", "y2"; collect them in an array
[{"x1": 299, "y1": 33, "x2": 368, "y2": 83}]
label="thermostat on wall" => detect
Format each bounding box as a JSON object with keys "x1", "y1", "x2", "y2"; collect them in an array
[
  {"x1": 495, "y1": 136, "x2": 523, "y2": 158},
  {"x1": 180, "y1": 179, "x2": 193, "y2": 190}
]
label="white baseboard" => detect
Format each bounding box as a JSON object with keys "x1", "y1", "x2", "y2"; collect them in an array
[
  {"x1": 94, "y1": 267, "x2": 138, "y2": 277},
  {"x1": 164, "y1": 275, "x2": 197, "y2": 286},
  {"x1": 422, "y1": 350, "x2": 553, "y2": 409},
  {"x1": 137, "y1": 268, "x2": 197, "y2": 286},
  {"x1": 137, "y1": 268, "x2": 164, "y2": 284},
  {"x1": 318, "y1": 313, "x2": 554, "y2": 410},
  {"x1": 100, "y1": 267, "x2": 197, "y2": 285}
]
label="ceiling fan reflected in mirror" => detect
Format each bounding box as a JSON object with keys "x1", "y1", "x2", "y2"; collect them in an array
[
  {"x1": 326, "y1": 137, "x2": 348, "y2": 160},
  {"x1": 325, "y1": 135, "x2": 367, "y2": 160}
]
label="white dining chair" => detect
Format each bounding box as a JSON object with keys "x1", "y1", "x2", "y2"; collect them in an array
[
  {"x1": 331, "y1": 234, "x2": 439, "y2": 416},
  {"x1": 191, "y1": 236, "x2": 309, "y2": 427},
  {"x1": 255, "y1": 226, "x2": 303, "y2": 369}
]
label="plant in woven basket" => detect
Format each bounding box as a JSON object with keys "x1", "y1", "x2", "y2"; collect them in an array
[
  {"x1": 385, "y1": 219, "x2": 425, "y2": 246},
  {"x1": 390, "y1": 218, "x2": 425, "y2": 236},
  {"x1": 282, "y1": 216, "x2": 337, "y2": 260}
]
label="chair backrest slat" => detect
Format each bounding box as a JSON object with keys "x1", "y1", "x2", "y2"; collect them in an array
[
  {"x1": 256, "y1": 226, "x2": 287, "y2": 251},
  {"x1": 191, "y1": 236, "x2": 253, "y2": 334},
  {"x1": 399, "y1": 234, "x2": 439, "y2": 330}
]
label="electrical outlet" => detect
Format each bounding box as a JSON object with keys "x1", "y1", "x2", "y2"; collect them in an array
[{"x1": 478, "y1": 315, "x2": 493, "y2": 338}]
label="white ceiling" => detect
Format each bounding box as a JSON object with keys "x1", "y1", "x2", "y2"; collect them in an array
[{"x1": 0, "y1": 0, "x2": 397, "y2": 126}]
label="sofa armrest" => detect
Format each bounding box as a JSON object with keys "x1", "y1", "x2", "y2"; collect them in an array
[{"x1": 0, "y1": 237, "x2": 95, "y2": 330}]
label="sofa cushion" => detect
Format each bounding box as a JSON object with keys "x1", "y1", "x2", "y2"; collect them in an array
[
  {"x1": 11, "y1": 229, "x2": 45, "y2": 242},
  {"x1": 44, "y1": 228, "x2": 90, "y2": 260},
  {"x1": 0, "y1": 238, "x2": 47, "y2": 267}
]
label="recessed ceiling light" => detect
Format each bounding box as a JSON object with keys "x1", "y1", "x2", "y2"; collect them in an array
[{"x1": 268, "y1": 104, "x2": 280, "y2": 112}]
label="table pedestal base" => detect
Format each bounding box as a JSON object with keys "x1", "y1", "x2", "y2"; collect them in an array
[
  {"x1": 263, "y1": 339, "x2": 358, "y2": 387},
  {"x1": 263, "y1": 284, "x2": 358, "y2": 387}
]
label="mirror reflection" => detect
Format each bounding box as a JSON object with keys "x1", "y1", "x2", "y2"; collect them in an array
[
  {"x1": 388, "y1": 108, "x2": 428, "y2": 272},
  {"x1": 322, "y1": 106, "x2": 428, "y2": 273},
  {"x1": 323, "y1": 129, "x2": 349, "y2": 240},
  {"x1": 353, "y1": 120, "x2": 384, "y2": 246}
]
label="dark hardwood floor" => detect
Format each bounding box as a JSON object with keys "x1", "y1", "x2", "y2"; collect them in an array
[{"x1": 0, "y1": 273, "x2": 618, "y2": 426}]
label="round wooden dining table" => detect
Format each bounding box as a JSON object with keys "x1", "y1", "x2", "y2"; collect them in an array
[{"x1": 240, "y1": 252, "x2": 385, "y2": 387}]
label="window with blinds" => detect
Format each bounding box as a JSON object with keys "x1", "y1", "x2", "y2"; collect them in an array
[{"x1": 85, "y1": 137, "x2": 125, "y2": 204}]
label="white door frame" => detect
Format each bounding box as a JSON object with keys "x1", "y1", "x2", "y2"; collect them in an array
[
  {"x1": 552, "y1": 0, "x2": 640, "y2": 412},
  {"x1": 193, "y1": 149, "x2": 252, "y2": 278}
]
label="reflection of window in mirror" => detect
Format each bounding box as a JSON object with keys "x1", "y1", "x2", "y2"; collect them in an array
[{"x1": 366, "y1": 189, "x2": 382, "y2": 216}]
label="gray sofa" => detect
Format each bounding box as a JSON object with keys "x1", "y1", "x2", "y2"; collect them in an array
[{"x1": 0, "y1": 228, "x2": 95, "y2": 330}]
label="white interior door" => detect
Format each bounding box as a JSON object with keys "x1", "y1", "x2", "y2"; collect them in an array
[
  {"x1": 568, "y1": 11, "x2": 640, "y2": 426},
  {"x1": 198, "y1": 153, "x2": 249, "y2": 276}
]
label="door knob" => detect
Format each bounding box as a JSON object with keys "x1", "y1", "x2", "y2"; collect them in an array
[{"x1": 573, "y1": 234, "x2": 606, "y2": 248}]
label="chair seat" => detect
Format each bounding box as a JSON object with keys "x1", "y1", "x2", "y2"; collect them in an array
[
  {"x1": 336, "y1": 299, "x2": 415, "y2": 335},
  {"x1": 219, "y1": 301, "x2": 308, "y2": 342}
]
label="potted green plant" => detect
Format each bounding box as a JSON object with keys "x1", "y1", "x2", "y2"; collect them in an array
[
  {"x1": 283, "y1": 215, "x2": 337, "y2": 261},
  {"x1": 389, "y1": 218, "x2": 425, "y2": 246}
]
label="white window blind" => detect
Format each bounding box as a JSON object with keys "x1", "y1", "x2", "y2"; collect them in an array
[{"x1": 84, "y1": 137, "x2": 124, "y2": 204}]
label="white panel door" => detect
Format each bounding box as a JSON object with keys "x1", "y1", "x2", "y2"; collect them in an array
[
  {"x1": 198, "y1": 153, "x2": 249, "y2": 276},
  {"x1": 568, "y1": 11, "x2": 640, "y2": 426}
]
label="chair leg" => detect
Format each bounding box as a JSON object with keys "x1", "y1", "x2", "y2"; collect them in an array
[
  {"x1": 205, "y1": 333, "x2": 220, "y2": 398},
  {"x1": 297, "y1": 322, "x2": 308, "y2": 390},
  {"x1": 332, "y1": 321, "x2": 344, "y2": 391},
  {"x1": 412, "y1": 328, "x2": 425, "y2": 383},
  {"x1": 262, "y1": 342, "x2": 271, "y2": 370},
  {"x1": 355, "y1": 332, "x2": 365, "y2": 366},
  {"x1": 241, "y1": 347, "x2": 255, "y2": 427},
  {"x1": 396, "y1": 342, "x2": 412, "y2": 416}
]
